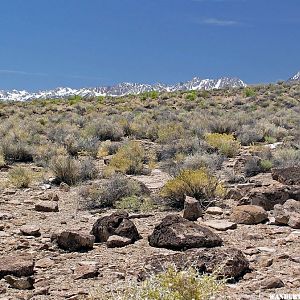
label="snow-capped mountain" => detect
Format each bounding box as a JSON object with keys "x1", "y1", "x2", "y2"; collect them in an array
[
  {"x1": 0, "y1": 77, "x2": 246, "y2": 102},
  {"x1": 288, "y1": 71, "x2": 300, "y2": 82}
]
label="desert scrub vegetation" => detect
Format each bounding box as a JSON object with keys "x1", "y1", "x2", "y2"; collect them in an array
[
  {"x1": 161, "y1": 168, "x2": 225, "y2": 209},
  {"x1": 50, "y1": 155, "x2": 98, "y2": 185},
  {"x1": 8, "y1": 166, "x2": 32, "y2": 188},
  {"x1": 86, "y1": 266, "x2": 224, "y2": 300},
  {"x1": 115, "y1": 196, "x2": 156, "y2": 212},
  {"x1": 0, "y1": 81, "x2": 299, "y2": 188},
  {"x1": 272, "y1": 146, "x2": 300, "y2": 167},
  {"x1": 79, "y1": 174, "x2": 146, "y2": 209},
  {"x1": 0, "y1": 151, "x2": 5, "y2": 167},
  {"x1": 205, "y1": 133, "x2": 240, "y2": 157},
  {"x1": 108, "y1": 141, "x2": 145, "y2": 175}
]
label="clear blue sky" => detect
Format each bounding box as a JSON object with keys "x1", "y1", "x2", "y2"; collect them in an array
[{"x1": 0, "y1": 0, "x2": 299, "y2": 90}]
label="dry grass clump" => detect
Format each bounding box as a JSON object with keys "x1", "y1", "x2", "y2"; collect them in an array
[
  {"x1": 8, "y1": 166, "x2": 32, "y2": 188},
  {"x1": 161, "y1": 168, "x2": 225, "y2": 209},
  {"x1": 86, "y1": 266, "x2": 224, "y2": 300}
]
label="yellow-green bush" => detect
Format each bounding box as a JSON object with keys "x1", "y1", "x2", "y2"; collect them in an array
[
  {"x1": 8, "y1": 166, "x2": 32, "y2": 188},
  {"x1": 161, "y1": 168, "x2": 225, "y2": 208},
  {"x1": 205, "y1": 133, "x2": 240, "y2": 157},
  {"x1": 86, "y1": 266, "x2": 224, "y2": 300},
  {"x1": 115, "y1": 196, "x2": 155, "y2": 212},
  {"x1": 109, "y1": 141, "x2": 145, "y2": 174}
]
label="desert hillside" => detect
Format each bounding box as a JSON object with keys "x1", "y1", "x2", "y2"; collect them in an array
[{"x1": 0, "y1": 82, "x2": 300, "y2": 300}]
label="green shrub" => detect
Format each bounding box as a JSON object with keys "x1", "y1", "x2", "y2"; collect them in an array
[
  {"x1": 86, "y1": 266, "x2": 224, "y2": 300},
  {"x1": 185, "y1": 91, "x2": 197, "y2": 101},
  {"x1": 109, "y1": 141, "x2": 145, "y2": 174},
  {"x1": 161, "y1": 168, "x2": 225, "y2": 208},
  {"x1": 205, "y1": 133, "x2": 240, "y2": 157},
  {"x1": 140, "y1": 91, "x2": 159, "y2": 101},
  {"x1": 244, "y1": 87, "x2": 256, "y2": 97},
  {"x1": 260, "y1": 159, "x2": 273, "y2": 172},
  {"x1": 8, "y1": 166, "x2": 32, "y2": 188}
]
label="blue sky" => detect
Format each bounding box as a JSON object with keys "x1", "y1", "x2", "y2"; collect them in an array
[{"x1": 0, "y1": 0, "x2": 299, "y2": 90}]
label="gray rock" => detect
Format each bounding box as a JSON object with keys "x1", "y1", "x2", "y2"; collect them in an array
[
  {"x1": 53, "y1": 231, "x2": 95, "y2": 252},
  {"x1": 274, "y1": 199, "x2": 300, "y2": 228},
  {"x1": 288, "y1": 213, "x2": 300, "y2": 229},
  {"x1": 35, "y1": 201, "x2": 58, "y2": 212},
  {"x1": 260, "y1": 277, "x2": 284, "y2": 289},
  {"x1": 4, "y1": 275, "x2": 34, "y2": 290},
  {"x1": 0, "y1": 212, "x2": 13, "y2": 220},
  {"x1": 205, "y1": 206, "x2": 223, "y2": 215},
  {"x1": 240, "y1": 185, "x2": 290, "y2": 210},
  {"x1": 183, "y1": 196, "x2": 203, "y2": 221},
  {"x1": 202, "y1": 220, "x2": 237, "y2": 231},
  {"x1": 74, "y1": 261, "x2": 99, "y2": 279},
  {"x1": 106, "y1": 235, "x2": 132, "y2": 248},
  {"x1": 0, "y1": 255, "x2": 34, "y2": 279},
  {"x1": 20, "y1": 225, "x2": 41, "y2": 237}
]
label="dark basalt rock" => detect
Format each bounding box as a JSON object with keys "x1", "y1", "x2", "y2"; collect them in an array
[
  {"x1": 138, "y1": 247, "x2": 249, "y2": 281},
  {"x1": 272, "y1": 167, "x2": 300, "y2": 185},
  {"x1": 91, "y1": 211, "x2": 141, "y2": 243},
  {"x1": 148, "y1": 214, "x2": 223, "y2": 251}
]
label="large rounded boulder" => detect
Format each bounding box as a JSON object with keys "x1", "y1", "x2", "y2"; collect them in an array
[{"x1": 148, "y1": 214, "x2": 222, "y2": 251}]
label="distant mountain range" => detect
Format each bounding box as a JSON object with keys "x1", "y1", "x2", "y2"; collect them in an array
[
  {"x1": 0, "y1": 71, "x2": 299, "y2": 102},
  {"x1": 0, "y1": 77, "x2": 245, "y2": 101}
]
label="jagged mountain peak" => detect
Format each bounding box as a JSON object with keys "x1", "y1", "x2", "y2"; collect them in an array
[
  {"x1": 0, "y1": 76, "x2": 246, "y2": 101},
  {"x1": 289, "y1": 71, "x2": 300, "y2": 81}
]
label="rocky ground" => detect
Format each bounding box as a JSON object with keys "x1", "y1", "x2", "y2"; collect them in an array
[{"x1": 0, "y1": 150, "x2": 300, "y2": 300}]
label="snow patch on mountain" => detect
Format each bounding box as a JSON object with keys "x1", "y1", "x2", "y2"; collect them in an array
[
  {"x1": 0, "y1": 76, "x2": 246, "y2": 101},
  {"x1": 289, "y1": 71, "x2": 300, "y2": 82}
]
